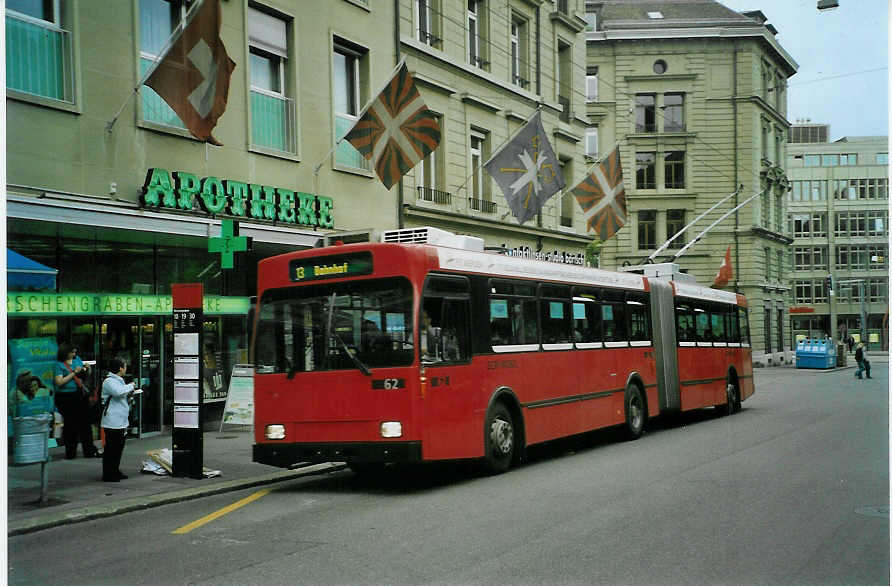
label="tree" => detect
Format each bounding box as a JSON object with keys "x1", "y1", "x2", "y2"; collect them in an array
[{"x1": 585, "y1": 240, "x2": 603, "y2": 268}]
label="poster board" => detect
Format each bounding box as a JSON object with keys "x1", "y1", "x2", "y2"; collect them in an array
[{"x1": 221, "y1": 364, "x2": 254, "y2": 430}]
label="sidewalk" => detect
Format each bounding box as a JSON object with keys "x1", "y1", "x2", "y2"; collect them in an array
[{"x1": 7, "y1": 428, "x2": 345, "y2": 536}]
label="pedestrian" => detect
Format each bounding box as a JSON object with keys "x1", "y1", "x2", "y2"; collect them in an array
[
  {"x1": 101, "y1": 356, "x2": 139, "y2": 482},
  {"x1": 847, "y1": 335, "x2": 855, "y2": 354},
  {"x1": 854, "y1": 342, "x2": 872, "y2": 380},
  {"x1": 53, "y1": 342, "x2": 100, "y2": 459}
]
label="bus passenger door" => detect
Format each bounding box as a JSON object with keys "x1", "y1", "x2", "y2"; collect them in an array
[{"x1": 420, "y1": 276, "x2": 476, "y2": 460}]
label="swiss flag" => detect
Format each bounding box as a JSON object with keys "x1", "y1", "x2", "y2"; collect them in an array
[
  {"x1": 712, "y1": 245, "x2": 733, "y2": 289},
  {"x1": 145, "y1": 0, "x2": 235, "y2": 145}
]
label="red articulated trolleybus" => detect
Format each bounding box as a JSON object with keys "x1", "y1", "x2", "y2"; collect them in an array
[{"x1": 252, "y1": 227, "x2": 754, "y2": 474}]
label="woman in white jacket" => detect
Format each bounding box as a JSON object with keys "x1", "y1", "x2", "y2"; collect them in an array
[{"x1": 101, "y1": 357, "x2": 138, "y2": 482}]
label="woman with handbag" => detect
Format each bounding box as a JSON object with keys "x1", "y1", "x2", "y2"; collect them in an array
[
  {"x1": 53, "y1": 342, "x2": 100, "y2": 459},
  {"x1": 101, "y1": 357, "x2": 138, "y2": 482}
]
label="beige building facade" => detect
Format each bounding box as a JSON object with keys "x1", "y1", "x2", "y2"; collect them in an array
[
  {"x1": 786, "y1": 130, "x2": 889, "y2": 350},
  {"x1": 585, "y1": 1, "x2": 797, "y2": 364}
]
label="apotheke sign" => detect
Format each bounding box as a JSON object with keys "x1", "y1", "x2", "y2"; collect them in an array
[{"x1": 142, "y1": 168, "x2": 334, "y2": 228}]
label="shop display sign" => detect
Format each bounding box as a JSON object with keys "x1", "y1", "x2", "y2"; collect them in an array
[
  {"x1": 7, "y1": 293, "x2": 250, "y2": 316},
  {"x1": 289, "y1": 252, "x2": 373, "y2": 282},
  {"x1": 142, "y1": 168, "x2": 334, "y2": 229}
]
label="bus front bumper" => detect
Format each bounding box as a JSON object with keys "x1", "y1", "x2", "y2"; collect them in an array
[{"x1": 253, "y1": 441, "x2": 423, "y2": 468}]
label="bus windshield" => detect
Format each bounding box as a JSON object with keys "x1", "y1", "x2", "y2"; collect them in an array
[{"x1": 255, "y1": 277, "x2": 415, "y2": 374}]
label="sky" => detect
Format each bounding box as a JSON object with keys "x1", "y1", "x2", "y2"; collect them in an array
[{"x1": 718, "y1": 0, "x2": 889, "y2": 141}]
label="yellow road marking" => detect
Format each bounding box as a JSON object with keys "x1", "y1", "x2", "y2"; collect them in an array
[{"x1": 172, "y1": 489, "x2": 271, "y2": 534}]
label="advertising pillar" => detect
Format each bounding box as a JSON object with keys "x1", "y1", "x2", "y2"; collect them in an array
[{"x1": 172, "y1": 283, "x2": 203, "y2": 479}]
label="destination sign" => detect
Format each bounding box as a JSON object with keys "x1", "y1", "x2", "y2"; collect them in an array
[{"x1": 290, "y1": 252, "x2": 373, "y2": 282}]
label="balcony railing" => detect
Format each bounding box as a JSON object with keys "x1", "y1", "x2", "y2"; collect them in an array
[
  {"x1": 469, "y1": 197, "x2": 497, "y2": 213},
  {"x1": 418, "y1": 187, "x2": 451, "y2": 205},
  {"x1": 251, "y1": 89, "x2": 296, "y2": 154},
  {"x1": 6, "y1": 12, "x2": 74, "y2": 103}
]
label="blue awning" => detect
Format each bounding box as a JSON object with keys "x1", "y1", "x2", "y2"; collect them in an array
[{"x1": 7, "y1": 249, "x2": 58, "y2": 291}]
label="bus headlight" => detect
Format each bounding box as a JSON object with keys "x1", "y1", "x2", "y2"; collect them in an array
[
  {"x1": 265, "y1": 424, "x2": 286, "y2": 440},
  {"x1": 380, "y1": 421, "x2": 402, "y2": 438}
]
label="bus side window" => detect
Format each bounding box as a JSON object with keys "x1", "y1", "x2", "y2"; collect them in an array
[
  {"x1": 738, "y1": 307, "x2": 750, "y2": 345},
  {"x1": 695, "y1": 305, "x2": 710, "y2": 342},
  {"x1": 540, "y1": 285, "x2": 571, "y2": 345},
  {"x1": 627, "y1": 293, "x2": 650, "y2": 342},
  {"x1": 572, "y1": 291, "x2": 601, "y2": 343},
  {"x1": 422, "y1": 275, "x2": 471, "y2": 363},
  {"x1": 710, "y1": 304, "x2": 726, "y2": 342},
  {"x1": 602, "y1": 290, "x2": 627, "y2": 343}
]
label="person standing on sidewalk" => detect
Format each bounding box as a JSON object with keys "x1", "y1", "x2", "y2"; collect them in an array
[
  {"x1": 101, "y1": 357, "x2": 139, "y2": 482},
  {"x1": 855, "y1": 342, "x2": 872, "y2": 380},
  {"x1": 53, "y1": 343, "x2": 100, "y2": 459}
]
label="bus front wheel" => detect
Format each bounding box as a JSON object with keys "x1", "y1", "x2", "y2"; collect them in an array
[
  {"x1": 483, "y1": 403, "x2": 515, "y2": 474},
  {"x1": 624, "y1": 384, "x2": 646, "y2": 440}
]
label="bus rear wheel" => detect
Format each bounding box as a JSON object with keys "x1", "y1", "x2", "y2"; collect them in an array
[
  {"x1": 483, "y1": 403, "x2": 515, "y2": 474},
  {"x1": 624, "y1": 384, "x2": 646, "y2": 440}
]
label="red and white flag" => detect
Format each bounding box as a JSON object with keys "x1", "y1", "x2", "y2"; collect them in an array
[
  {"x1": 571, "y1": 147, "x2": 626, "y2": 241},
  {"x1": 145, "y1": 0, "x2": 236, "y2": 145},
  {"x1": 712, "y1": 245, "x2": 733, "y2": 288},
  {"x1": 343, "y1": 60, "x2": 441, "y2": 190}
]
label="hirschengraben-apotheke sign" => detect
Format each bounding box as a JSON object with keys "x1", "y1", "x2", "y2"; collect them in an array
[
  {"x1": 142, "y1": 168, "x2": 334, "y2": 228},
  {"x1": 7, "y1": 292, "x2": 251, "y2": 316}
]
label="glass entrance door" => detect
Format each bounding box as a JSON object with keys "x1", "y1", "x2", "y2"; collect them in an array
[{"x1": 99, "y1": 317, "x2": 162, "y2": 436}]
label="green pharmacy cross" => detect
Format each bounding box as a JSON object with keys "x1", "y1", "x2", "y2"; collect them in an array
[{"x1": 208, "y1": 219, "x2": 249, "y2": 269}]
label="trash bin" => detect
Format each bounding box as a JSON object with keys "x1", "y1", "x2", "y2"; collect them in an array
[
  {"x1": 837, "y1": 344, "x2": 847, "y2": 367},
  {"x1": 12, "y1": 414, "x2": 52, "y2": 466}
]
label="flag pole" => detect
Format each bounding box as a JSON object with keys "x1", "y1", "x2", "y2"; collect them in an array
[
  {"x1": 105, "y1": 0, "x2": 206, "y2": 133},
  {"x1": 670, "y1": 188, "x2": 765, "y2": 261},
  {"x1": 645, "y1": 184, "x2": 742, "y2": 263}
]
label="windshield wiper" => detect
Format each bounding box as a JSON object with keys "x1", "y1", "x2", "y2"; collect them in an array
[{"x1": 325, "y1": 292, "x2": 371, "y2": 376}]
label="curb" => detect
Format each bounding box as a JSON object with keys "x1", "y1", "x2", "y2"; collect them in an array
[{"x1": 8, "y1": 462, "x2": 347, "y2": 536}]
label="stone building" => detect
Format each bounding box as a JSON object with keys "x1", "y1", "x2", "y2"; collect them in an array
[{"x1": 584, "y1": 0, "x2": 797, "y2": 364}]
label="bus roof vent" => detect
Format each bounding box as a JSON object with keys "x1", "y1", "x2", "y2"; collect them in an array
[{"x1": 381, "y1": 227, "x2": 485, "y2": 251}]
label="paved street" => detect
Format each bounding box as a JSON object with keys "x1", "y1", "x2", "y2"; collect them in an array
[{"x1": 8, "y1": 364, "x2": 888, "y2": 585}]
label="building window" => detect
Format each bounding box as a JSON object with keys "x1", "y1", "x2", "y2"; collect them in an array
[
  {"x1": 7, "y1": 0, "x2": 74, "y2": 103},
  {"x1": 140, "y1": 0, "x2": 187, "y2": 128},
  {"x1": 804, "y1": 154, "x2": 820, "y2": 167},
  {"x1": 585, "y1": 127, "x2": 598, "y2": 160},
  {"x1": 869, "y1": 278, "x2": 888, "y2": 303},
  {"x1": 666, "y1": 209, "x2": 685, "y2": 249},
  {"x1": 822, "y1": 154, "x2": 839, "y2": 166},
  {"x1": 868, "y1": 212, "x2": 888, "y2": 237},
  {"x1": 248, "y1": 8, "x2": 295, "y2": 154},
  {"x1": 777, "y1": 250, "x2": 784, "y2": 282},
  {"x1": 635, "y1": 94, "x2": 656, "y2": 133},
  {"x1": 560, "y1": 159, "x2": 573, "y2": 227},
  {"x1": 584, "y1": 8, "x2": 597, "y2": 30},
  {"x1": 469, "y1": 131, "x2": 492, "y2": 211},
  {"x1": 510, "y1": 16, "x2": 529, "y2": 88},
  {"x1": 775, "y1": 132, "x2": 783, "y2": 166},
  {"x1": 876, "y1": 153, "x2": 888, "y2": 165},
  {"x1": 638, "y1": 210, "x2": 657, "y2": 250},
  {"x1": 664, "y1": 151, "x2": 685, "y2": 189},
  {"x1": 333, "y1": 40, "x2": 369, "y2": 170},
  {"x1": 775, "y1": 194, "x2": 784, "y2": 233},
  {"x1": 635, "y1": 152, "x2": 656, "y2": 189},
  {"x1": 416, "y1": 113, "x2": 443, "y2": 199},
  {"x1": 777, "y1": 308, "x2": 784, "y2": 352},
  {"x1": 467, "y1": 0, "x2": 488, "y2": 69},
  {"x1": 586, "y1": 66, "x2": 598, "y2": 102},
  {"x1": 652, "y1": 59, "x2": 667, "y2": 74},
  {"x1": 764, "y1": 307, "x2": 772, "y2": 353},
  {"x1": 415, "y1": 0, "x2": 440, "y2": 46},
  {"x1": 840, "y1": 153, "x2": 858, "y2": 165},
  {"x1": 557, "y1": 40, "x2": 571, "y2": 120},
  {"x1": 764, "y1": 247, "x2": 771, "y2": 281},
  {"x1": 868, "y1": 245, "x2": 888, "y2": 269},
  {"x1": 663, "y1": 93, "x2": 684, "y2": 132},
  {"x1": 761, "y1": 125, "x2": 770, "y2": 162}
]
